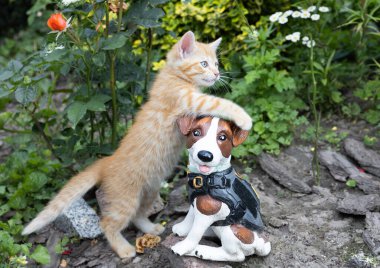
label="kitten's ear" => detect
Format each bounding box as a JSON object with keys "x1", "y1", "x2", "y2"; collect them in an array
[
  {"x1": 178, "y1": 31, "x2": 196, "y2": 59},
  {"x1": 231, "y1": 123, "x2": 249, "y2": 147},
  {"x1": 210, "y1": 37, "x2": 222, "y2": 51},
  {"x1": 177, "y1": 116, "x2": 195, "y2": 135}
]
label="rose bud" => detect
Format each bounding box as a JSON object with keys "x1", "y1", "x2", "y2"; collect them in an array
[{"x1": 47, "y1": 13, "x2": 67, "y2": 31}]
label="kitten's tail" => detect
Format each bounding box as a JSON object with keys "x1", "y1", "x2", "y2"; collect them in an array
[{"x1": 22, "y1": 161, "x2": 102, "y2": 235}]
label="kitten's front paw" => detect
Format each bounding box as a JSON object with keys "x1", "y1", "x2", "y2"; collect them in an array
[
  {"x1": 150, "y1": 223, "x2": 165, "y2": 235},
  {"x1": 234, "y1": 111, "x2": 252, "y2": 130}
]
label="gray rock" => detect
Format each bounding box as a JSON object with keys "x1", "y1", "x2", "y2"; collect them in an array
[
  {"x1": 54, "y1": 198, "x2": 102, "y2": 238},
  {"x1": 337, "y1": 194, "x2": 380, "y2": 215},
  {"x1": 363, "y1": 212, "x2": 380, "y2": 255},
  {"x1": 344, "y1": 138, "x2": 380, "y2": 177},
  {"x1": 347, "y1": 252, "x2": 376, "y2": 268},
  {"x1": 168, "y1": 183, "x2": 188, "y2": 214},
  {"x1": 319, "y1": 150, "x2": 380, "y2": 194},
  {"x1": 258, "y1": 146, "x2": 313, "y2": 193}
]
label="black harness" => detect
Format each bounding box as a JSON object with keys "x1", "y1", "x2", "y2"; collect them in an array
[{"x1": 187, "y1": 167, "x2": 264, "y2": 231}]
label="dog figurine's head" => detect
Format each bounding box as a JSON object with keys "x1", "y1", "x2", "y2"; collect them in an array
[{"x1": 177, "y1": 116, "x2": 249, "y2": 175}]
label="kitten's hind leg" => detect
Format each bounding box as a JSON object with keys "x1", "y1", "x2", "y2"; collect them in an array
[{"x1": 100, "y1": 189, "x2": 140, "y2": 258}]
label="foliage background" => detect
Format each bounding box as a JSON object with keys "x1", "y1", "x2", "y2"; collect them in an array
[{"x1": 0, "y1": 0, "x2": 379, "y2": 266}]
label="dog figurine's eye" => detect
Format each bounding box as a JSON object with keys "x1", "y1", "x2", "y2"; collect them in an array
[
  {"x1": 193, "y1": 129, "x2": 201, "y2": 137},
  {"x1": 218, "y1": 134, "x2": 227, "y2": 141},
  {"x1": 200, "y1": 61, "x2": 208, "y2": 68}
]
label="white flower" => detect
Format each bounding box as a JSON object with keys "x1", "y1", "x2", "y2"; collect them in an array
[
  {"x1": 311, "y1": 14, "x2": 320, "y2": 21},
  {"x1": 269, "y1": 12, "x2": 283, "y2": 22},
  {"x1": 306, "y1": 40, "x2": 316, "y2": 48},
  {"x1": 283, "y1": 10, "x2": 293, "y2": 17},
  {"x1": 292, "y1": 11, "x2": 301, "y2": 18},
  {"x1": 300, "y1": 10, "x2": 311, "y2": 18},
  {"x1": 307, "y1": 6, "x2": 317, "y2": 12},
  {"x1": 319, "y1": 6, "x2": 330, "y2": 12},
  {"x1": 278, "y1": 16, "x2": 289, "y2": 24},
  {"x1": 62, "y1": 0, "x2": 80, "y2": 6},
  {"x1": 249, "y1": 30, "x2": 259, "y2": 40},
  {"x1": 302, "y1": 36, "x2": 310, "y2": 44},
  {"x1": 285, "y1": 32, "x2": 301, "y2": 43}
]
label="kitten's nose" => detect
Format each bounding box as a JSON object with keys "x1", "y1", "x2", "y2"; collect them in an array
[
  {"x1": 214, "y1": 71, "x2": 220, "y2": 77},
  {"x1": 198, "y1": 150, "x2": 213, "y2": 162}
]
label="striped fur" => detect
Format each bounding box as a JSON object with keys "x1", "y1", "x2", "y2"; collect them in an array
[{"x1": 22, "y1": 31, "x2": 252, "y2": 258}]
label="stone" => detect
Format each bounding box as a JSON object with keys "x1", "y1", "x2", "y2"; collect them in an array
[
  {"x1": 363, "y1": 212, "x2": 380, "y2": 255},
  {"x1": 268, "y1": 217, "x2": 288, "y2": 228},
  {"x1": 54, "y1": 198, "x2": 102, "y2": 238},
  {"x1": 319, "y1": 150, "x2": 380, "y2": 194},
  {"x1": 344, "y1": 138, "x2": 380, "y2": 178},
  {"x1": 337, "y1": 194, "x2": 380, "y2": 215},
  {"x1": 258, "y1": 146, "x2": 313, "y2": 193},
  {"x1": 347, "y1": 251, "x2": 376, "y2": 268},
  {"x1": 168, "y1": 183, "x2": 188, "y2": 215}
]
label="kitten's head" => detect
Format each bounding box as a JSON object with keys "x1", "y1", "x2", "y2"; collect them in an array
[{"x1": 166, "y1": 31, "x2": 221, "y2": 87}]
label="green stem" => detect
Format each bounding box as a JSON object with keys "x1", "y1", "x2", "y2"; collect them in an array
[
  {"x1": 144, "y1": 28, "x2": 153, "y2": 94},
  {"x1": 110, "y1": 54, "x2": 117, "y2": 147},
  {"x1": 309, "y1": 37, "x2": 321, "y2": 185},
  {"x1": 117, "y1": 0, "x2": 124, "y2": 32},
  {"x1": 0, "y1": 127, "x2": 31, "y2": 134}
]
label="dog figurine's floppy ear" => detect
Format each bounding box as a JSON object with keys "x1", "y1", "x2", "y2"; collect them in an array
[
  {"x1": 231, "y1": 123, "x2": 249, "y2": 147},
  {"x1": 177, "y1": 116, "x2": 195, "y2": 135}
]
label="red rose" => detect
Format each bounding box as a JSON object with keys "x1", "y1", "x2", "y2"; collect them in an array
[{"x1": 47, "y1": 13, "x2": 67, "y2": 31}]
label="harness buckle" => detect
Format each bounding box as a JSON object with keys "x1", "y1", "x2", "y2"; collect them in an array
[{"x1": 193, "y1": 176, "x2": 203, "y2": 189}]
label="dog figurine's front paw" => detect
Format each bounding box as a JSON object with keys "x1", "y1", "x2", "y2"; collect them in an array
[
  {"x1": 172, "y1": 222, "x2": 190, "y2": 237},
  {"x1": 171, "y1": 240, "x2": 195, "y2": 256}
]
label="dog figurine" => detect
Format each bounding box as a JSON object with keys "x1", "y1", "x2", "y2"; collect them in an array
[{"x1": 171, "y1": 116, "x2": 271, "y2": 262}]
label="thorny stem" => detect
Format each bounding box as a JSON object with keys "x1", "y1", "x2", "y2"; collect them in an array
[
  {"x1": 144, "y1": 28, "x2": 153, "y2": 94},
  {"x1": 104, "y1": 2, "x2": 118, "y2": 147},
  {"x1": 310, "y1": 37, "x2": 321, "y2": 185}
]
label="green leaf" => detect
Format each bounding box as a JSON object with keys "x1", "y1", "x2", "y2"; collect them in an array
[
  {"x1": 31, "y1": 245, "x2": 51, "y2": 265},
  {"x1": 23, "y1": 172, "x2": 49, "y2": 192},
  {"x1": 8, "y1": 193, "x2": 27, "y2": 209},
  {"x1": 67, "y1": 101, "x2": 87, "y2": 128},
  {"x1": 15, "y1": 87, "x2": 38, "y2": 104},
  {"x1": 0, "y1": 71, "x2": 13, "y2": 81},
  {"x1": 245, "y1": 70, "x2": 261, "y2": 84},
  {"x1": 253, "y1": 121, "x2": 265, "y2": 135},
  {"x1": 102, "y1": 34, "x2": 128, "y2": 50},
  {"x1": 346, "y1": 179, "x2": 357, "y2": 188},
  {"x1": 45, "y1": 49, "x2": 66, "y2": 62},
  {"x1": 92, "y1": 52, "x2": 106, "y2": 67},
  {"x1": 331, "y1": 91, "x2": 342, "y2": 103},
  {"x1": 8, "y1": 60, "x2": 23, "y2": 72},
  {"x1": 87, "y1": 94, "x2": 112, "y2": 112}
]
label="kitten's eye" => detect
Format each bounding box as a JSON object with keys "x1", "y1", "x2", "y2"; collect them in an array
[
  {"x1": 193, "y1": 129, "x2": 201, "y2": 137},
  {"x1": 200, "y1": 61, "x2": 208, "y2": 68},
  {"x1": 218, "y1": 134, "x2": 227, "y2": 141}
]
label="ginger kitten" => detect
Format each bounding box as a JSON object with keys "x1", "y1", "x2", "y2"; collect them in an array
[{"x1": 23, "y1": 31, "x2": 252, "y2": 258}]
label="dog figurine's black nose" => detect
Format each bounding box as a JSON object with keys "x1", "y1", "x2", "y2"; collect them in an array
[{"x1": 198, "y1": 150, "x2": 213, "y2": 162}]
